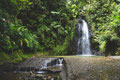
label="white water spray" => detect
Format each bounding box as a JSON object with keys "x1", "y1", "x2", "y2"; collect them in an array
[
  {"x1": 76, "y1": 20, "x2": 92, "y2": 56},
  {"x1": 81, "y1": 20, "x2": 91, "y2": 55},
  {"x1": 57, "y1": 58, "x2": 63, "y2": 66}
]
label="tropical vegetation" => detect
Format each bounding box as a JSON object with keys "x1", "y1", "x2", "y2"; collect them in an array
[{"x1": 0, "y1": 0, "x2": 120, "y2": 63}]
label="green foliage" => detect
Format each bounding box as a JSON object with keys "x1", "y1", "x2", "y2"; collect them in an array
[
  {"x1": 0, "y1": 9, "x2": 39, "y2": 53},
  {"x1": 53, "y1": 37, "x2": 70, "y2": 56},
  {"x1": 0, "y1": 0, "x2": 74, "y2": 56},
  {"x1": 0, "y1": 51, "x2": 35, "y2": 64},
  {"x1": 0, "y1": 52, "x2": 11, "y2": 64},
  {"x1": 79, "y1": 0, "x2": 120, "y2": 55},
  {"x1": 66, "y1": 0, "x2": 85, "y2": 18},
  {"x1": 0, "y1": 0, "x2": 119, "y2": 56}
]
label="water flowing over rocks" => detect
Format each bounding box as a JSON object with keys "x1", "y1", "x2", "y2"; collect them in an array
[
  {"x1": 74, "y1": 19, "x2": 92, "y2": 55},
  {"x1": 1, "y1": 56, "x2": 120, "y2": 80}
]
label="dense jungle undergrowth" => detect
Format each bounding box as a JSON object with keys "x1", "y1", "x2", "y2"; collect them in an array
[{"x1": 0, "y1": 0, "x2": 120, "y2": 63}]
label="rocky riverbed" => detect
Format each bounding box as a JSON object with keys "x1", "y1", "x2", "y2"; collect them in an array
[
  {"x1": 0, "y1": 56, "x2": 120, "y2": 80},
  {"x1": 64, "y1": 56, "x2": 120, "y2": 80}
]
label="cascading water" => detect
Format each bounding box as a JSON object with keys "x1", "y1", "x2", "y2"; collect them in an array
[
  {"x1": 37, "y1": 58, "x2": 64, "y2": 74},
  {"x1": 81, "y1": 20, "x2": 91, "y2": 55},
  {"x1": 39, "y1": 58, "x2": 64, "y2": 70},
  {"x1": 75, "y1": 19, "x2": 92, "y2": 56}
]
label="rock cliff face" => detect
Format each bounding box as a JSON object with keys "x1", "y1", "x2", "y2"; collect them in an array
[{"x1": 73, "y1": 21, "x2": 83, "y2": 54}]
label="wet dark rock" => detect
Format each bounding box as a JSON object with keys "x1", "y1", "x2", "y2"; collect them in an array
[
  {"x1": 73, "y1": 22, "x2": 83, "y2": 54},
  {"x1": 0, "y1": 63, "x2": 18, "y2": 72},
  {"x1": 17, "y1": 57, "x2": 57, "y2": 69}
]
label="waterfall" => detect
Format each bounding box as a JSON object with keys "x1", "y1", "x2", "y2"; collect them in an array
[
  {"x1": 39, "y1": 58, "x2": 63, "y2": 70},
  {"x1": 75, "y1": 19, "x2": 92, "y2": 55},
  {"x1": 81, "y1": 20, "x2": 91, "y2": 55},
  {"x1": 57, "y1": 58, "x2": 63, "y2": 66}
]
